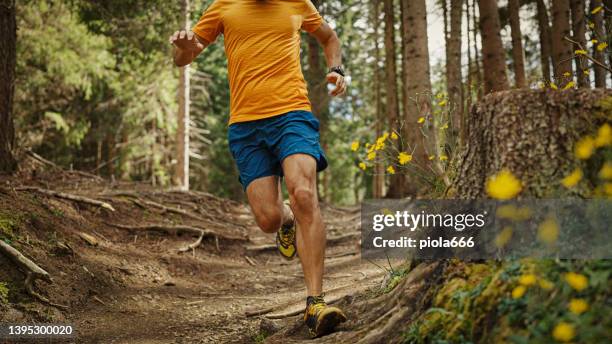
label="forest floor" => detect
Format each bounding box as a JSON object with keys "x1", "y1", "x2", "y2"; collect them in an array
[{"x1": 0, "y1": 158, "x2": 435, "y2": 343}]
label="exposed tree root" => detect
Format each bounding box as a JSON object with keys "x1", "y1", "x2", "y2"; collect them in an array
[
  {"x1": 101, "y1": 191, "x2": 211, "y2": 221},
  {"x1": 106, "y1": 223, "x2": 247, "y2": 252},
  {"x1": 0, "y1": 241, "x2": 68, "y2": 309},
  {"x1": 25, "y1": 149, "x2": 103, "y2": 182},
  {"x1": 17, "y1": 186, "x2": 115, "y2": 212},
  {"x1": 246, "y1": 232, "x2": 359, "y2": 253}
]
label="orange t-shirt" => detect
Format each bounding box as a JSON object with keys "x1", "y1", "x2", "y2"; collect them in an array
[{"x1": 192, "y1": 0, "x2": 323, "y2": 125}]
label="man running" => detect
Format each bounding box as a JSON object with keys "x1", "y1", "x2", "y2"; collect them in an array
[{"x1": 169, "y1": 0, "x2": 347, "y2": 338}]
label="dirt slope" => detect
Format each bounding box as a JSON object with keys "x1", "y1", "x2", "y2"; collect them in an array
[{"x1": 1, "y1": 164, "x2": 426, "y2": 344}]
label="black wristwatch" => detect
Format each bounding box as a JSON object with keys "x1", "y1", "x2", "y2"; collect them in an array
[{"x1": 329, "y1": 66, "x2": 346, "y2": 77}]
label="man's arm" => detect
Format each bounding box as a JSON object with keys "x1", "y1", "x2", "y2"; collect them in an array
[
  {"x1": 309, "y1": 22, "x2": 346, "y2": 97},
  {"x1": 169, "y1": 30, "x2": 209, "y2": 67}
]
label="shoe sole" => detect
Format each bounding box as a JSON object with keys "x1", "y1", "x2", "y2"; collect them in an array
[{"x1": 313, "y1": 307, "x2": 347, "y2": 338}]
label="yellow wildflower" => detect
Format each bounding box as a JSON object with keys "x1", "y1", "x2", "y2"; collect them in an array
[
  {"x1": 605, "y1": 182, "x2": 612, "y2": 196},
  {"x1": 538, "y1": 279, "x2": 554, "y2": 290},
  {"x1": 358, "y1": 162, "x2": 367, "y2": 171},
  {"x1": 417, "y1": 117, "x2": 426, "y2": 124},
  {"x1": 428, "y1": 155, "x2": 435, "y2": 161},
  {"x1": 575, "y1": 136, "x2": 595, "y2": 159},
  {"x1": 441, "y1": 123, "x2": 449, "y2": 130},
  {"x1": 550, "y1": 82, "x2": 558, "y2": 90},
  {"x1": 485, "y1": 169, "x2": 522, "y2": 200},
  {"x1": 494, "y1": 226, "x2": 513, "y2": 248},
  {"x1": 387, "y1": 166, "x2": 396, "y2": 174},
  {"x1": 518, "y1": 274, "x2": 537, "y2": 286},
  {"x1": 595, "y1": 123, "x2": 611, "y2": 147},
  {"x1": 599, "y1": 162, "x2": 612, "y2": 179},
  {"x1": 597, "y1": 42, "x2": 608, "y2": 51},
  {"x1": 552, "y1": 322, "x2": 575, "y2": 342},
  {"x1": 563, "y1": 72, "x2": 571, "y2": 77},
  {"x1": 398, "y1": 152, "x2": 412, "y2": 165},
  {"x1": 538, "y1": 217, "x2": 559, "y2": 244},
  {"x1": 351, "y1": 141, "x2": 360, "y2": 151},
  {"x1": 511, "y1": 285, "x2": 527, "y2": 299},
  {"x1": 439, "y1": 155, "x2": 448, "y2": 161},
  {"x1": 563, "y1": 81, "x2": 576, "y2": 90},
  {"x1": 591, "y1": 39, "x2": 598, "y2": 44},
  {"x1": 591, "y1": 5, "x2": 603, "y2": 14},
  {"x1": 564, "y1": 272, "x2": 588, "y2": 291},
  {"x1": 539, "y1": 82, "x2": 546, "y2": 89},
  {"x1": 568, "y1": 298, "x2": 589, "y2": 315},
  {"x1": 574, "y1": 49, "x2": 588, "y2": 55},
  {"x1": 391, "y1": 132, "x2": 399, "y2": 140},
  {"x1": 583, "y1": 69, "x2": 591, "y2": 76},
  {"x1": 436, "y1": 93, "x2": 445, "y2": 99},
  {"x1": 588, "y1": 22, "x2": 595, "y2": 29},
  {"x1": 438, "y1": 100, "x2": 447, "y2": 107},
  {"x1": 561, "y1": 168, "x2": 583, "y2": 188},
  {"x1": 367, "y1": 151, "x2": 376, "y2": 161}
]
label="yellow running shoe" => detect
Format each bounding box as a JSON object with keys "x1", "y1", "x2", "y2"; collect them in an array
[
  {"x1": 276, "y1": 221, "x2": 296, "y2": 260},
  {"x1": 304, "y1": 295, "x2": 347, "y2": 338}
]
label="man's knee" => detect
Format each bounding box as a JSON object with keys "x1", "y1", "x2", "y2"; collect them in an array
[
  {"x1": 288, "y1": 185, "x2": 316, "y2": 209},
  {"x1": 254, "y1": 208, "x2": 283, "y2": 233}
]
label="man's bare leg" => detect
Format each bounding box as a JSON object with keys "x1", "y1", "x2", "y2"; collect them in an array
[
  {"x1": 282, "y1": 154, "x2": 325, "y2": 296},
  {"x1": 246, "y1": 176, "x2": 293, "y2": 234}
]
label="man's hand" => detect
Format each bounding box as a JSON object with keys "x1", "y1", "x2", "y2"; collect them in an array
[
  {"x1": 169, "y1": 30, "x2": 206, "y2": 67},
  {"x1": 326, "y1": 72, "x2": 347, "y2": 97},
  {"x1": 169, "y1": 30, "x2": 204, "y2": 51}
]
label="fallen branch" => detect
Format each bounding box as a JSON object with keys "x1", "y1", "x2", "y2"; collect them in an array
[
  {"x1": 246, "y1": 232, "x2": 360, "y2": 252},
  {"x1": 26, "y1": 149, "x2": 103, "y2": 181},
  {"x1": 0, "y1": 240, "x2": 68, "y2": 309},
  {"x1": 17, "y1": 186, "x2": 115, "y2": 212}
]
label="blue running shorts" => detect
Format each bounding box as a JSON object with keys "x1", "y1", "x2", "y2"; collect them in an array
[{"x1": 228, "y1": 110, "x2": 328, "y2": 190}]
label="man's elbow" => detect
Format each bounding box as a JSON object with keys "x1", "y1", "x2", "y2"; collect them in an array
[{"x1": 324, "y1": 30, "x2": 340, "y2": 47}]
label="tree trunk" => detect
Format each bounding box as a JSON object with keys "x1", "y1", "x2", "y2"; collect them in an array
[
  {"x1": 472, "y1": 0, "x2": 484, "y2": 100},
  {"x1": 451, "y1": 89, "x2": 611, "y2": 199},
  {"x1": 447, "y1": 0, "x2": 464, "y2": 145},
  {"x1": 175, "y1": 0, "x2": 191, "y2": 190},
  {"x1": 551, "y1": 0, "x2": 573, "y2": 81},
  {"x1": 508, "y1": 0, "x2": 527, "y2": 88},
  {"x1": 536, "y1": 0, "x2": 553, "y2": 83},
  {"x1": 466, "y1": 0, "x2": 473, "y2": 112},
  {"x1": 591, "y1": 0, "x2": 607, "y2": 88},
  {"x1": 401, "y1": 0, "x2": 432, "y2": 194},
  {"x1": 570, "y1": 0, "x2": 589, "y2": 87},
  {"x1": 0, "y1": 0, "x2": 16, "y2": 173},
  {"x1": 373, "y1": 0, "x2": 384, "y2": 199},
  {"x1": 383, "y1": 0, "x2": 403, "y2": 198},
  {"x1": 478, "y1": 0, "x2": 510, "y2": 93}
]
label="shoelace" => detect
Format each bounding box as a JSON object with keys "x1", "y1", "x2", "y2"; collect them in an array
[
  {"x1": 279, "y1": 226, "x2": 294, "y2": 247},
  {"x1": 308, "y1": 296, "x2": 326, "y2": 316}
]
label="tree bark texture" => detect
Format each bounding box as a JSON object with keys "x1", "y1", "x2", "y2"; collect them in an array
[
  {"x1": 570, "y1": 0, "x2": 590, "y2": 87},
  {"x1": 551, "y1": 0, "x2": 573, "y2": 80},
  {"x1": 451, "y1": 89, "x2": 612, "y2": 199},
  {"x1": 478, "y1": 0, "x2": 510, "y2": 93},
  {"x1": 508, "y1": 0, "x2": 527, "y2": 88},
  {"x1": 384, "y1": 0, "x2": 404, "y2": 198},
  {"x1": 0, "y1": 0, "x2": 17, "y2": 173},
  {"x1": 447, "y1": 0, "x2": 464, "y2": 143},
  {"x1": 536, "y1": 0, "x2": 553, "y2": 83}
]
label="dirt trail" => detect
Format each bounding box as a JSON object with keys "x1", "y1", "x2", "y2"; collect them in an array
[{"x1": 1, "y1": 167, "x2": 413, "y2": 343}]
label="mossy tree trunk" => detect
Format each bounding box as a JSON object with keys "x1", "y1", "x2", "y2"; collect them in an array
[{"x1": 451, "y1": 89, "x2": 612, "y2": 199}]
